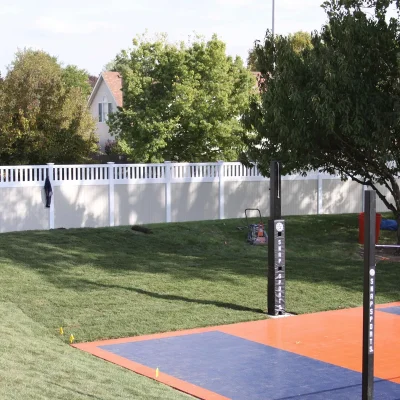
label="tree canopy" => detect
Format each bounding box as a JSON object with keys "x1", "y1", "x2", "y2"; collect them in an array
[
  {"x1": 103, "y1": 59, "x2": 118, "y2": 72},
  {"x1": 247, "y1": 31, "x2": 312, "y2": 71},
  {"x1": 62, "y1": 65, "x2": 93, "y2": 97},
  {"x1": 242, "y1": 0, "x2": 400, "y2": 223},
  {"x1": 108, "y1": 33, "x2": 255, "y2": 163},
  {"x1": 0, "y1": 49, "x2": 98, "y2": 165}
]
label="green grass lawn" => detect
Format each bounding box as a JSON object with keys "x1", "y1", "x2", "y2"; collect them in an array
[{"x1": 0, "y1": 213, "x2": 399, "y2": 399}]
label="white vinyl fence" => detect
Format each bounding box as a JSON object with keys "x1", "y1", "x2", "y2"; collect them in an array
[{"x1": 0, "y1": 161, "x2": 394, "y2": 233}]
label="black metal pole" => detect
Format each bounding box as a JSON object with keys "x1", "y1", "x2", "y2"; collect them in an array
[
  {"x1": 268, "y1": 161, "x2": 285, "y2": 316},
  {"x1": 362, "y1": 190, "x2": 376, "y2": 400},
  {"x1": 269, "y1": 161, "x2": 281, "y2": 220}
]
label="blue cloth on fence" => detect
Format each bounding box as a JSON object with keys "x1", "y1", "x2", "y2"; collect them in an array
[
  {"x1": 380, "y1": 219, "x2": 398, "y2": 231},
  {"x1": 44, "y1": 176, "x2": 53, "y2": 208}
]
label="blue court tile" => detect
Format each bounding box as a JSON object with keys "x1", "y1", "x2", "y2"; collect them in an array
[
  {"x1": 379, "y1": 306, "x2": 400, "y2": 316},
  {"x1": 99, "y1": 331, "x2": 400, "y2": 400}
]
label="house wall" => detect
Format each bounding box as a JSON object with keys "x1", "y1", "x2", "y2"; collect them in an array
[{"x1": 89, "y1": 80, "x2": 117, "y2": 150}]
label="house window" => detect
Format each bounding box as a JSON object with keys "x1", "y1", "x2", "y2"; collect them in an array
[{"x1": 98, "y1": 97, "x2": 113, "y2": 122}]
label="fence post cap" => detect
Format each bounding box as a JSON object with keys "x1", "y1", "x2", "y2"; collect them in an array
[
  {"x1": 107, "y1": 162, "x2": 115, "y2": 164},
  {"x1": 47, "y1": 163, "x2": 55, "y2": 165}
]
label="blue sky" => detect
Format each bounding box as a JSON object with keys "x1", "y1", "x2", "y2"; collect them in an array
[{"x1": 0, "y1": 0, "x2": 331, "y2": 76}]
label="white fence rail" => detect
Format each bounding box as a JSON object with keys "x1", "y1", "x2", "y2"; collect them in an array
[
  {"x1": 0, "y1": 165, "x2": 48, "y2": 185},
  {"x1": 0, "y1": 161, "x2": 393, "y2": 234}
]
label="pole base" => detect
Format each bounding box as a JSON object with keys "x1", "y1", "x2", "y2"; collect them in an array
[{"x1": 266, "y1": 312, "x2": 294, "y2": 319}]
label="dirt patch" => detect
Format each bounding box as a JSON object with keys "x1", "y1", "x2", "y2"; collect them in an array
[
  {"x1": 359, "y1": 246, "x2": 400, "y2": 262},
  {"x1": 131, "y1": 225, "x2": 153, "y2": 234}
]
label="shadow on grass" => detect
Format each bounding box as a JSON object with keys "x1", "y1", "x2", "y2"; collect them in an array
[
  {"x1": 0, "y1": 214, "x2": 399, "y2": 299},
  {"x1": 58, "y1": 277, "x2": 266, "y2": 314}
]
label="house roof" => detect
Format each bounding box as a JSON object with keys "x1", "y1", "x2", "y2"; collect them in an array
[
  {"x1": 88, "y1": 71, "x2": 123, "y2": 108},
  {"x1": 102, "y1": 72, "x2": 123, "y2": 107}
]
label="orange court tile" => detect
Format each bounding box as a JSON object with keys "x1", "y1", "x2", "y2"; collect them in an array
[{"x1": 219, "y1": 301, "x2": 400, "y2": 383}]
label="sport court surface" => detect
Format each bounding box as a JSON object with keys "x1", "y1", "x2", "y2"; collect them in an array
[{"x1": 74, "y1": 302, "x2": 400, "y2": 400}]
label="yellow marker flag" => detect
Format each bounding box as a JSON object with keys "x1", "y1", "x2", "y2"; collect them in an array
[
  {"x1": 69, "y1": 334, "x2": 75, "y2": 344},
  {"x1": 59, "y1": 327, "x2": 64, "y2": 335},
  {"x1": 156, "y1": 368, "x2": 159, "y2": 378}
]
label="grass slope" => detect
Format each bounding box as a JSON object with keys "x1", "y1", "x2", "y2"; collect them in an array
[
  {"x1": 0, "y1": 214, "x2": 398, "y2": 399},
  {"x1": 0, "y1": 302, "x2": 189, "y2": 399}
]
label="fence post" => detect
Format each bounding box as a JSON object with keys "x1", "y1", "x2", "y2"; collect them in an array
[
  {"x1": 164, "y1": 161, "x2": 172, "y2": 223},
  {"x1": 47, "y1": 163, "x2": 55, "y2": 229},
  {"x1": 107, "y1": 162, "x2": 115, "y2": 227},
  {"x1": 317, "y1": 173, "x2": 323, "y2": 214},
  {"x1": 218, "y1": 161, "x2": 225, "y2": 220}
]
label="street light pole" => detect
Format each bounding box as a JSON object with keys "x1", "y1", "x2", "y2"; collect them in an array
[
  {"x1": 272, "y1": 0, "x2": 276, "y2": 71},
  {"x1": 272, "y1": 0, "x2": 275, "y2": 37}
]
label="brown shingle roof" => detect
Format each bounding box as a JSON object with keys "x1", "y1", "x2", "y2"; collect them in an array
[{"x1": 102, "y1": 71, "x2": 123, "y2": 107}]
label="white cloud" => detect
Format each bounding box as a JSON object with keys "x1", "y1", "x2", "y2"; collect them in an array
[
  {"x1": 19, "y1": 44, "x2": 45, "y2": 51},
  {"x1": 207, "y1": 13, "x2": 224, "y2": 22},
  {"x1": 278, "y1": 0, "x2": 322, "y2": 10},
  {"x1": 47, "y1": 2, "x2": 154, "y2": 17},
  {"x1": 0, "y1": 5, "x2": 22, "y2": 16},
  {"x1": 35, "y1": 16, "x2": 119, "y2": 35},
  {"x1": 216, "y1": 0, "x2": 254, "y2": 7}
]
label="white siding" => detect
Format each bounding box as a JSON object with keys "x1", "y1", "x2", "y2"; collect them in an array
[{"x1": 89, "y1": 81, "x2": 118, "y2": 150}]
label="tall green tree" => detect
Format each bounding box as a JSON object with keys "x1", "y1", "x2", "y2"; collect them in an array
[
  {"x1": 62, "y1": 65, "x2": 92, "y2": 97},
  {"x1": 103, "y1": 59, "x2": 118, "y2": 72},
  {"x1": 108, "y1": 33, "x2": 255, "y2": 163},
  {"x1": 242, "y1": 0, "x2": 400, "y2": 236},
  {"x1": 247, "y1": 31, "x2": 312, "y2": 71},
  {"x1": 0, "y1": 49, "x2": 98, "y2": 165}
]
